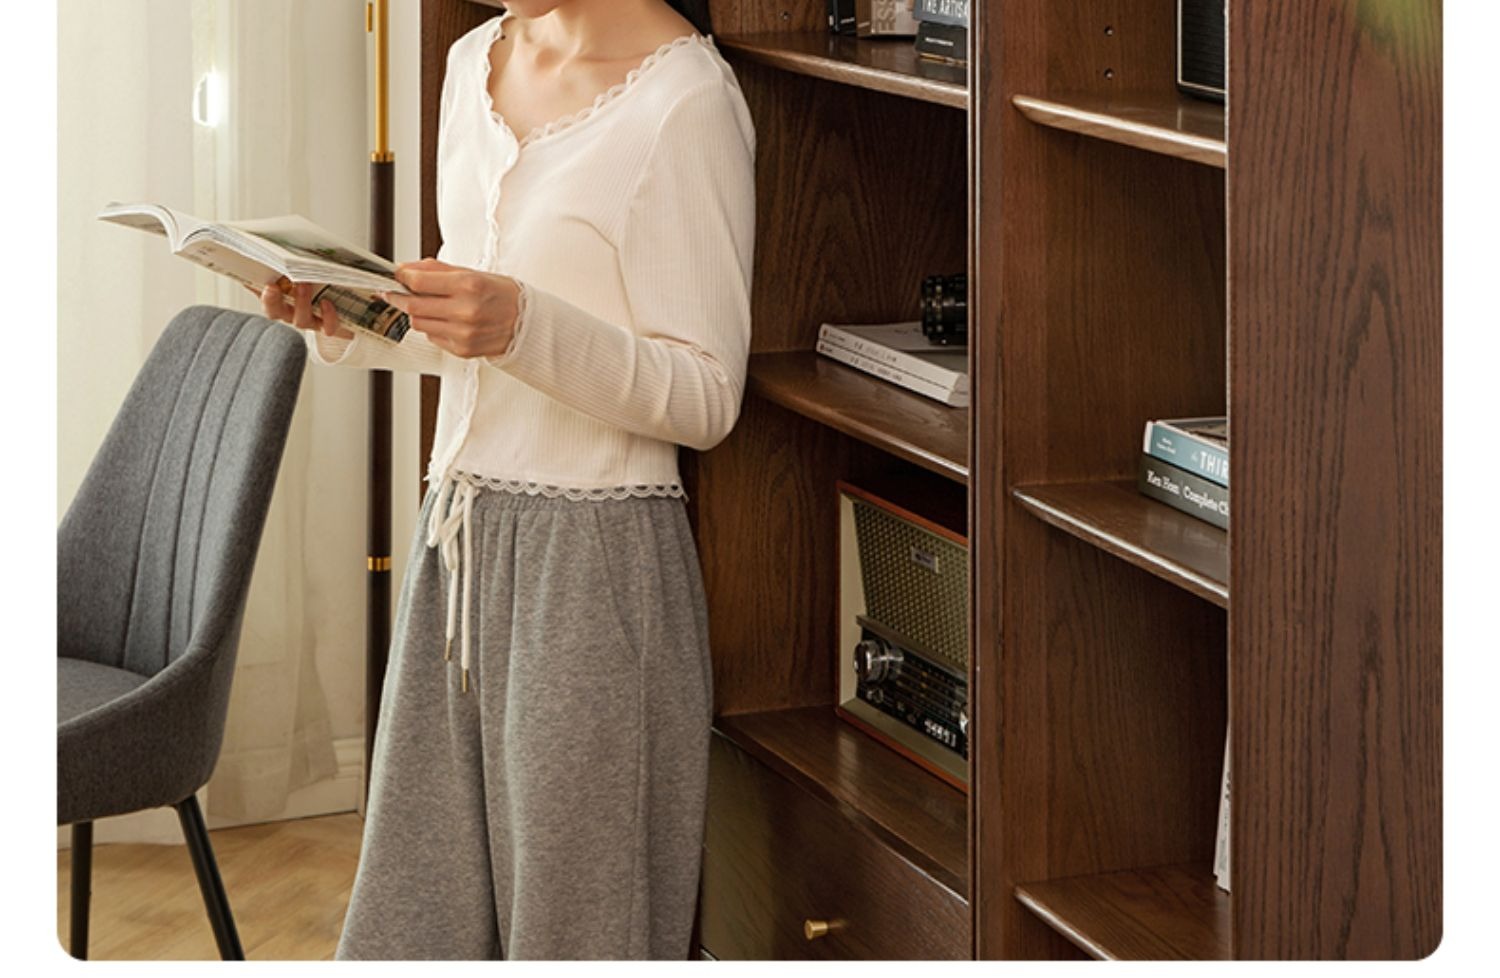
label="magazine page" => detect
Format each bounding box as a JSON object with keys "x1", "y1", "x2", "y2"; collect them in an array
[
  {"x1": 312, "y1": 285, "x2": 410, "y2": 343},
  {"x1": 96, "y1": 201, "x2": 227, "y2": 251},
  {"x1": 96, "y1": 201, "x2": 180, "y2": 249},
  {"x1": 219, "y1": 214, "x2": 406, "y2": 292},
  {"x1": 175, "y1": 238, "x2": 285, "y2": 290}
]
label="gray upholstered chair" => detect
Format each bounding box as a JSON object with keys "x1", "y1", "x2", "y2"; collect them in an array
[{"x1": 57, "y1": 305, "x2": 306, "y2": 960}]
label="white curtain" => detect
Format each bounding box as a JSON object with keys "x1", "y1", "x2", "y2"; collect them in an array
[{"x1": 57, "y1": 0, "x2": 424, "y2": 842}]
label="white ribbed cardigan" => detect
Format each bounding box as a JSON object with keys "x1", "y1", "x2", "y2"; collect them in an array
[
  {"x1": 304, "y1": 11, "x2": 756, "y2": 680},
  {"x1": 305, "y1": 11, "x2": 757, "y2": 501}
]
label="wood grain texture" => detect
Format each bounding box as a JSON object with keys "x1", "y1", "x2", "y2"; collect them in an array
[
  {"x1": 56, "y1": 814, "x2": 360, "y2": 960},
  {"x1": 695, "y1": 394, "x2": 960, "y2": 716},
  {"x1": 716, "y1": 706, "x2": 969, "y2": 896},
  {"x1": 707, "y1": 0, "x2": 825, "y2": 35},
  {"x1": 700, "y1": 729, "x2": 970, "y2": 960},
  {"x1": 719, "y1": 31, "x2": 967, "y2": 109},
  {"x1": 1012, "y1": 93, "x2": 1225, "y2": 168},
  {"x1": 1227, "y1": 0, "x2": 1442, "y2": 960},
  {"x1": 731, "y1": 55, "x2": 969, "y2": 351},
  {"x1": 1012, "y1": 481, "x2": 1228, "y2": 607},
  {"x1": 972, "y1": 1, "x2": 1228, "y2": 960},
  {"x1": 1037, "y1": 0, "x2": 1179, "y2": 94},
  {"x1": 749, "y1": 351, "x2": 968, "y2": 484},
  {"x1": 693, "y1": 31, "x2": 967, "y2": 722},
  {"x1": 1015, "y1": 864, "x2": 1229, "y2": 961}
]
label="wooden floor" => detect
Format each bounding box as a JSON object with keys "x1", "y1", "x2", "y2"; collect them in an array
[{"x1": 56, "y1": 812, "x2": 362, "y2": 960}]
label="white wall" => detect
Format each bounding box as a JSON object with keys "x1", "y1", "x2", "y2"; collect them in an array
[{"x1": 57, "y1": 3, "x2": 197, "y2": 512}]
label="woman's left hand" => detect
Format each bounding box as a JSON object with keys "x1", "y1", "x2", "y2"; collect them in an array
[{"x1": 380, "y1": 259, "x2": 522, "y2": 358}]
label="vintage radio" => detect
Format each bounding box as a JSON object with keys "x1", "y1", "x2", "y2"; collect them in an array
[
  {"x1": 1178, "y1": 0, "x2": 1227, "y2": 102},
  {"x1": 837, "y1": 479, "x2": 968, "y2": 789}
]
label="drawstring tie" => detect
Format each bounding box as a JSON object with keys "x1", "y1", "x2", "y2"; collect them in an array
[{"x1": 426, "y1": 472, "x2": 478, "y2": 692}]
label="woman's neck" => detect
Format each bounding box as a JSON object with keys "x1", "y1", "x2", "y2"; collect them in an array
[{"x1": 512, "y1": 0, "x2": 675, "y2": 63}]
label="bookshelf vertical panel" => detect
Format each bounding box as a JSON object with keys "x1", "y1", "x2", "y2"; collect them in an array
[
  {"x1": 1226, "y1": 0, "x2": 1442, "y2": 960},
  {"x1": 967, "y1": 0, "x2": 1003, "y2": 959}
]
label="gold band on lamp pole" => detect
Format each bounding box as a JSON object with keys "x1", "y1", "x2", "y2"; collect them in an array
[
  {"x1": 367, "y1": 1, "x2": 394, "y2": 163},
  {"x1": 367, "y1": 556, "x2": 392, "y2": 572}
]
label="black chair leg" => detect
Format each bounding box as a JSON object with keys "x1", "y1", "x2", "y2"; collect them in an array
[
  {"x1": 173, "y1": 795, "x2": 245, "y2": 960},
  {"x1": 69, "y1": 821, "x2": 92, "y2": 959}
]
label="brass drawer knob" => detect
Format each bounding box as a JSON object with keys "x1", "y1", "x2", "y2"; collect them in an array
[{"x1": 804, "y1": 918, "x2": 831, "y2": 940}]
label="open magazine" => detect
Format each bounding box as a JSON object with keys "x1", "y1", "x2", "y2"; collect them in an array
[{"x1": 97, "y1": 202, "x2": 412, "y2": 343}]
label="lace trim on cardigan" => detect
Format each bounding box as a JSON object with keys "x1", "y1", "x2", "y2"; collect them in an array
[
  {"x1": 481, "y1": 13, "x2": 713, "y2": 150},
  {"x1": 449, "y1": 468, "x2": 687, "y2": 502}
]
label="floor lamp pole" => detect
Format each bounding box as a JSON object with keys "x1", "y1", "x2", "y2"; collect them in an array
[{"x1": 365, "y1": 0, "x2": 395, "y2": 808}]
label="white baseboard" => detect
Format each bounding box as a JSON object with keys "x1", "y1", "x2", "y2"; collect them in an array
[{"x1": 58, "y1": 736, "x2": 366, "y2": 849}]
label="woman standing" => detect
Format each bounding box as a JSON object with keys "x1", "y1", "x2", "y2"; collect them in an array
[{"x1": 259, "y1": 0, "x2": 754, "y2": 959}]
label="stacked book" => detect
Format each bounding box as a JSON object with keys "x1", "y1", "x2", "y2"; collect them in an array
[
  {"x1": 912, "y1": 0, "x2": 969, "y2": 64},
  {"x1": 1137, "y1": 416, "x2": 1229, "y2": 529},
  {"x1": 825, "y1": 1, "x2": 970, "y2": 66},
  {"x1": 816, "y1": 321, "x2": 969, "y2": 407}
]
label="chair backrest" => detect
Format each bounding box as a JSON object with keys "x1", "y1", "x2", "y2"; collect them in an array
[{"x1": 58, "y1": 305, "x2": 306, "y2": 679}]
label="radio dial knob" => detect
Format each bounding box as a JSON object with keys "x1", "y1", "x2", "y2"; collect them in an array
[
  {"x1": 854, "y1": 638, "x2": 902, "y2": 683},
  {"x1": 958, "y1": 706, "x2": 969, "y2": 735}
]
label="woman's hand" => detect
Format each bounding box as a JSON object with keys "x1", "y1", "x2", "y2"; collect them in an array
[
  {"x1": 247, "y1": 278, "x2": 354, "y2": 339},
  {"x1": 379, "y1": 259, "x2": 522, "y2": 359}
]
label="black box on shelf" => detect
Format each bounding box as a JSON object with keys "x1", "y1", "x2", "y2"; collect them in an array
[
  {"x1": 826, "y1": 0, "x2": 857, "y2": 34},
  {"x1": 1178, "y1": 0, "x2": 1227, "y2": 102}
]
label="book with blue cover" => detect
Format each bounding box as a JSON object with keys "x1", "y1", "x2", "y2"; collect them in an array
[{"x1": 1143, "y1": 416, "x2": 1229, "y2": 487}]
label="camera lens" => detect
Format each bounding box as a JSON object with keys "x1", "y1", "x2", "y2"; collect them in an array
[{"x1": 920, "y1": 273, "x2": 967, "y2": 345}]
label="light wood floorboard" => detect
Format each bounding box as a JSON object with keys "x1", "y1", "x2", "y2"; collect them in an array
[{"x1": 56, "y1": 812, "x2": 362, "y2": 960}]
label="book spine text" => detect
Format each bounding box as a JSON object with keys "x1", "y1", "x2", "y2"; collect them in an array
[
  {"x1": 1143, "y1": 420, "x2": 1229, "y2": 486},
  {"x1": 1137, "y1": 455, "x2": 1229, "y2": 529}
]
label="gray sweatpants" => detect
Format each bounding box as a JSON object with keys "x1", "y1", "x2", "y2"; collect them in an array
[{"x1": 335, "y1": 482, "x2": 714, "y2": 960}]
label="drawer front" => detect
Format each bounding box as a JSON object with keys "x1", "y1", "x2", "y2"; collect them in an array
[{"x1": 699, "y1": 730, "x2": 970, "y2": 960}]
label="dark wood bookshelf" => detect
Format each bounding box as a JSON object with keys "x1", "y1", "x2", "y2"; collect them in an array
[
  {"x1": 421, "y1": 0, "x2": 1441, "y2": 962},
  {"x1": 1012, "y1": 93, "x2": 1226, "y2": 168},
  {"x1": 1012, "y1": 481, "x2": 1229, "y2": 608},
  {"x1": 747, "y1": 351, "x2": 968, "y2": 485},
  {"x1": 716, "y1": 706, "x2": 968, "y2": 898},
  {"x1": 1014, "y1": 864, "x2": 1229, "y2": 960},
  {"x1": 718, "y1": 31, "x2": 966, "y2": 109}
]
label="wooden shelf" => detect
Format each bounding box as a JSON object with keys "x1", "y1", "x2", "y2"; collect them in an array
[
  {"x1": 1012, "y1": 481, "x2": 1228, "y2": 608},
  {"x1": 1013, "y1": 93, "x2": 1226, "y2": 168},
  {"x1": 748, "y1": 350, "x2": 968, "y2": 484},
  {"x1": 1015, "y1": 864, "x2": 1229, "y2": 960},
  {"x1": 718, "y1": 31, "x2": 966, "y2": 109},
  {"x1": 715, "y1": 705, "x2": 969, "y2": 898}
]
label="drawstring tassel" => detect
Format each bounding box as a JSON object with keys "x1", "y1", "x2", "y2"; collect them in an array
[
  {"x1": 459, "y1": 482, "x2": 475, "y2": 691},
  {"x1": 428, "y1": 473, "x2": 477, "y2": 688}
]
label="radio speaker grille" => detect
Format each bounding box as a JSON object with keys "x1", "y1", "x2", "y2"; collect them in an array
[{"x1": 852, "y1": 498, "x2": 968, "y2": 670}]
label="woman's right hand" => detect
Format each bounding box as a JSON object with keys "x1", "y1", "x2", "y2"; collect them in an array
[{"x1": 248, "y1": 278, "x2": 354, "y2": 339}]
